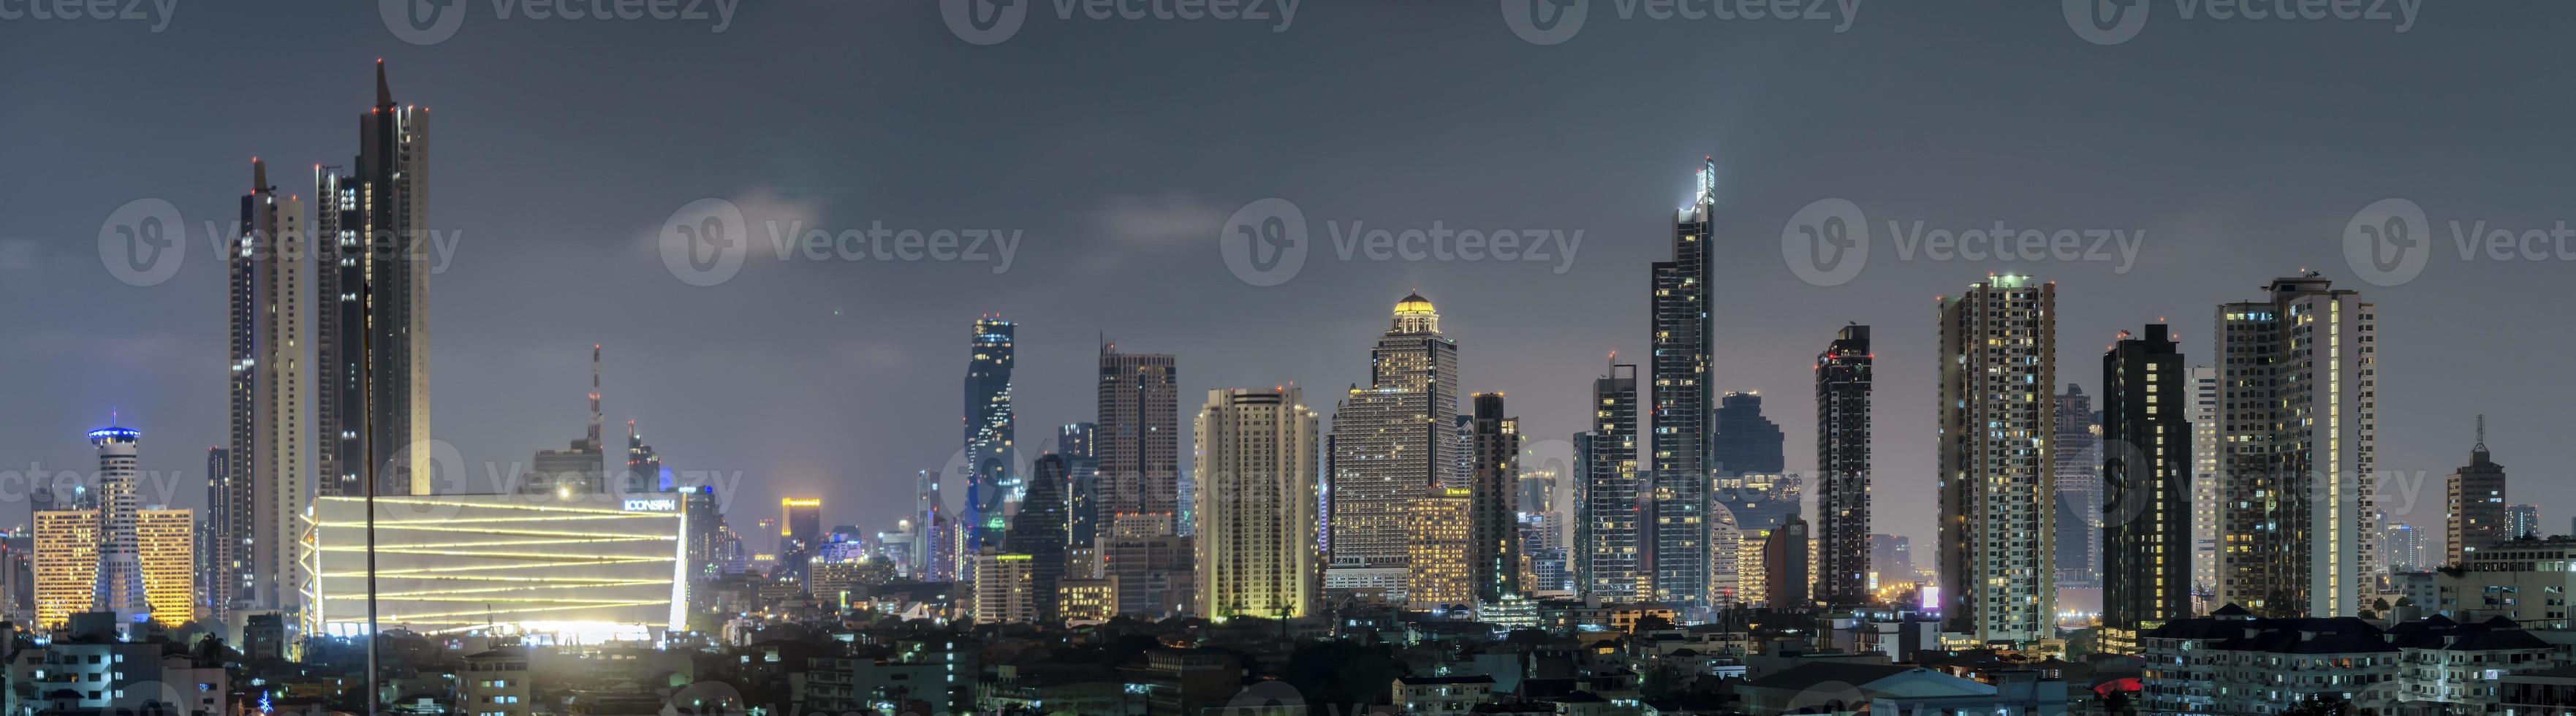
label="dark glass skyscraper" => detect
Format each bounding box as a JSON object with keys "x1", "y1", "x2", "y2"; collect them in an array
[
  {"x1": 1576, "y1": 362, "x2": 1641, "y2": 600},
  {"x1": 2103, "y1": 324, "x2": 2191, "y2": 651},
  {"x1": 1814, "y1": 325, "x2": 1873, "y2": 607},
  {"x1": 1058, "y1": 422, "x2": 1100, "y2": 572},
  {"x1": 1007, "y1": 455, "x2": 1069, "y2": 623},
  {"x1": 1468, "y1": 393, "x2": 1520, "y2": 602},
  {"x1": 1648, "y1": 159, "x2": 1716, "y2": 612},
  {"x1": 317, "y1": 61, "x2": 431, "y2": 500},
  {"x1": 2053, "y1": 385, "x2": 2102, "y2": 589},
  {"x1": 1711, "y1": 392, "x2": 1797, "y2": 536},
  {"x1": 963, "y1": 316, "x2": 1015, "y2": 553}
]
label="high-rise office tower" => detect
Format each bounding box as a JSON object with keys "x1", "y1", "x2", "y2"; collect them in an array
[
  {"x1": 89, "y1": 427, "x2": 147, "y2": 628},
  {"x1": 1005, "y1": 455, "x2": 1069, "y2": 623},
  {"x1": 1648, "y1": 160, "x2": 1718, "y2": 613},
  {"x1": 2053, "y1": 386, "x2": 2102, "y2": 589},
  {"x1": 914, "y1": 468, "x2": 946, "y2": 580},
  {"x1": 317, "y1": 61, "x2": 432, "y2": 498},
  {"x1": 779, "y1": 498, "x2": 822, "y2": 579},
  {"x1": 138, "y1": 508, "x2": 194, "y2": 629},
  {"x1": 625, "y1": 420, "x2": 664, "y2": 493},
  {"x1": 227, "y1": 158, "x2": 310, "y2": 620},
  {"x1": 1406, "y1": 487, "x2": 1474, "y2": 612},
  {"x1": 1192, "y1": 387, "x2": 1320, "y2": 620},
  {"x1": 2102, "y1": 324, "x2": 2192, "y2": 652},
  {"x1": 2216, "y1": 275, "x2": 2377, "y2": 617},
  {"x1": 1058, "y1": 423, "x2": 1100, "y2": 578},
  {"x1": 1763, "y1": 514, "x2": 1811, "y2": 612},
  {"x1": 1327, "y1": 293, "x2": 1461, "y2": 597},
  {"x1": 1467, "y1": 393, "x2": 1522, "y2": 603},
  {"x1": 2509, "y1": 504, "x2": 2540, "y2": 541},
  {"x1": 524, "y1": 346, "x2": 607, "y2": 496},
  {"x1": 964, "y1": 316, "x2": 1016, "y2": 552},
  {"x1": 2189, "y1": 365, "x2": 2220, "y2": 608},
  {"x1": 2382, "y1": 522, "x2": 2427, "y2": 573},
  {"x1": 1936, "y1": 275, "x2": 2057, "y2": 644},
  {"x1": 1712, "y1": 392, "x2": 1797, "y2": 536},
  {"x1": 1575, "y1": 362, "x2": 1643, "y2": 600},
  {"x1": 2445, "y1": 419, "x2": 2508, "y2": 565},
  {"x1": 1814, "y1": 325, "x2": 1873, "y2": 606},
  {"x1": 1099, "y1": 344, "x2": 1183, "y2": 613}
]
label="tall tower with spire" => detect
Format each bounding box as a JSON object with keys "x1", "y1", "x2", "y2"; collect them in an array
[
  {"x1": 90, "y1": 425, "x2": 148, "y2": 630},
  {"x1": 1649, "y1": 159, "x2": 1717, "y2": 614},
  {"x1": 2445, "y1": 415, "x2": 2508, "y2": 565},
  {"x1": 229, "y1": 156, "x2": 311, "y2": 620},
  {"x1": 317, "y1": 60, "x2": 432, "y2": 499}
]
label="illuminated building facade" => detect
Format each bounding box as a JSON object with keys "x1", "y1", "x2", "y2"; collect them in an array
[
  {"x1": 137, "y1": 508, "x2": 195, "y2": 629},
  {"x1": 780, "y1": 498, "x2": 823, "y2": 579},
  {"x1": 89, "y1": 427, "x2": 147, "y2": 628},
  {"x1": 33, "y1": 509, "x2": 98, "y2": 631},
  {"x1": 963, "y1": 316, "x2": 1016, "y2": 552},
  {"x1": 2102, "y1": 324, "x2": 2191, "y2": 652},
  {"x1": 1575, "y1": 362, "x2": 1642, "y2": 600},
  {"x1": 1059, "y1": 422, "x2": 1100, "y2": 578},
  {"x1": 1936, "y1": 275, "x2": 2057, "y2": 644},
  {"x1": 2216, "y1": 276, "x2": 2377, "y2": 617},
  {"x1": 1328, "y1": 293, "x2": 1461, "y2": 596},
  {"x1": 1057, "y1": 578, "x2": 1115, "y2": 623},
  {"x1": 227, "y1": 157, "x2": 309, "y2": 623},
  {"x1": 1648, "y1": 159, "x2": 1719, "y2": 615},
  {"x1": 1814, "y1": 325, "x2": 1873, "y2": 606},
  {"x1": 306, "y1": 495, "x2": 688, "y2": 639},
  {"x1": 2190, "y1": 365, "x2": 2220, "y2": 607},
  {"x1": 1405, "y1": 487, "x2": 1473, "y2": 612},
  {"x1": 317, "y1": 61, "x2": 432, "y2": 498},
  {"x1": 1192, "y1": 387, "x2": 1320, "y2": 620},
  {"x1": 1097, "y1": 345, "x2": 1181, "y2": 609},
  {"x1": 969, "y1": 553, "x2": 1036, "y2": 624}
]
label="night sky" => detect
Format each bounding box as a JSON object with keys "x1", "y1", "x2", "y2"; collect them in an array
[{"x1": 4, "y1": 2, "x2": 2569, "y2": 549}]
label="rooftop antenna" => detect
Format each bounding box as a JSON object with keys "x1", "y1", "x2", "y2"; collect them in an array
[
  {"x1": 2474, "y1": 414, "x2": 2488, "y2": 454},
  {"x1": 588, "y1": 345, "x2": 604, "y2": 450}
]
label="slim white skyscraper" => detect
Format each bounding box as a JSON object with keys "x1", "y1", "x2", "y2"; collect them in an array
[
  {"x1": 228, "y1": 158, "x2": 311, "y2": 620},
  {"x1": 1936, "y1": 275, "x2": 2056, "y2": 644},
  {"x1": 1193, "y1": 387, "x2": 1320, "y2": 620},
  {"x1": 89, "y1": 426, "x2": 148, "y2": 629},
  {"x1": 2189, "y1": 365, "x2": 2219, "y2": 609},
  {"x1": 2216, "y1": 275, "x2": 2377, "y2": 617}
]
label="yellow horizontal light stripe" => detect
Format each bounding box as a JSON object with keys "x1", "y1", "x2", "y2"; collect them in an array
[
  {"x1": 318, "y1": 559, "x2": 669, "y2": 578},
  {"x1": 375, "y1": 582, "x2": 668, "y2": 598},
  {"x1": 379, "y1": 601, "x2": 671, "y2": 621},
  {"x1": 307, "y1": 524, "x2": 679, "y2": 538},
  {"x1": 313, "y1": 547, "x2": 674, "y2": 560}
]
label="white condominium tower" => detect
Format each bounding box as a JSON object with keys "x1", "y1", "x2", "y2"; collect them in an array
[
  {"x1": 226, "y1": 158, "x2": 311, "y2": 620},
  {"x1": 2215, "y1": 275, "x2": 2378, "y2": 617},
  {"x1": 1936, "y1": 275, "x2": 2057, "y2": 645},
  {"x1": 1193, "y1": 387, "x2": 1321, "y2": 620}
]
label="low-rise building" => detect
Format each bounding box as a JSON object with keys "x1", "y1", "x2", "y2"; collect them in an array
[
  {"x1": 2139, "y1": 605, "x2": 2404, "y2": 715},
  {"x1": 1392, "y1": 674, "x2": 1493, "y2": 716}
]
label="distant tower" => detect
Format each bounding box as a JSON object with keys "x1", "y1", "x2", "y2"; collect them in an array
[
  {"x1": 1005, "y1": 455, "x2": 1069, "y2": 622},
  {"x1": 1466, "y1": 393, "x2": 1521, "y2": 603},
  {"x1": 1194, "y1": 387, "x2": 1321, "y2": 620},
  {"x1": 2053, "y1": 386, "x2": 2102, "y2": 589},
  {"x1": 2189, "y1": 365, "x2": 2221, "y2": 610},
  {"x1": 2217, "y1": 275, "x2": 2377, "y2": 617},
  {"x1": 1327, "y1": 293, "x2": 1461, "y2": 600},
  {"x1": 1937, "y1": 275, "x2": 2057, "y2": 644},
  {"x1": 1575, "y1": 361, "x2": 1643, "y2": 601},
  {"x1": 2446, "y1": 417, "x2": 2509, "y2": 565},
  {"x1": 1813, "y1": 325, "x2": 1873, "y2": 607},
  {"x1": 316, "y1": 60, "x2": 432, "y2": 498},
  {"x1": 1058, "y1": 423, "x2": 1101, "y2": 577},
  {"x1": 2103, "y1": 324, "x2": 2192, "y2": 653},
  {"x1": 1649, "y1": 159, "x2": 1719, "y2": 614},
  {"x1": 90, "y1": 425, "x2": 148, "y2": 629},
  {"x1": 229, "y1": 156, "x2": 311, "y2": 620},
  {"x1": 963, "y1": 316, "x2": 1017, "y2": 553}
]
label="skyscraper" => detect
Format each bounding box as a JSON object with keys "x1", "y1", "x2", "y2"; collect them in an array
[
  {"x1": 625, "y1": 420, "x2": 664, "y2": 493},
  {"x1": 1406, "y1": 487, "x2": 1474, "y2": 612},
  {"x1": 779, "y1": 498, "x2": 822, "y2": 579},
  {"x1": 1005, "y1": 455, "x2": 1069, "y2": 623},
  {"x1": 1648, "y1": 160, "x2": 1717, "y2": 613},
  {"x1": 1936, "y1": 275, "x2": 2056, "y2": 644},
  {"x1": 1058, "y1": 423, "x2": 1101, "y2": 578},
  {"x1": 1327, "y1": 293, "x2": 1461, "y2": 599},
  {"x1": 317, "y1": 61, "x2": 432, "y2": 498},
  {"x1": 2382, "y1": 522, "x2": 2427, "y2": 574},
  {"x1": 1466, "y1": 393, "x2": 1522, "y2": 603},
  {"x1": 1192, "y1": 387, "x2": 1320, "y2": 620},
  {"x1": 2445, "y1": 421, "x2": 2508, "y2": 565},
  {"x1": 2053, "y1": 386, "x2": 2102, "y2": 589},
  {"x1": 523, "y1": 346, "x2": 607, "y2": 496},
  {"x1": 1762, "y1": 514, "x2": 1811, "y2": 612},
  {"x1": 2189, "y1": 365, "x2": 2221, "y2": 609},
  {"x1": 2509, "y1": 504, "x2": 2540, "y2": 541},
  {"x1": 1575, "y1": 362, "x2": 1643, "y2": 601},
  {"x1": 1814, "y1": 325, "x2": 1873, "y2": 607},
  {"x1": 89, "y1": 426, "x2": 147, "y2": 628},
  {"x1": 228, "y1": 158, "x2": 310, "y2": 620},
  {"x1": 137, "y1": 508, "x2": 194, "y2": 630},
  {"x1": 1097, "y1": 345, "x2": 1179, "y2": 528},
  {"x1": 2216, "y1": 275, "x2": 2377, "y2": 617},
  {"x1": 2102, "y1": 324, "x2": 2192, "y2": 653},
  {"x1": 201, "y1": 446, "x2": 228, "y2": 621},
  {"x1": 33, "y1": 509, "x2": 98, "y2": 631},
  {"x1": 964, "y1": 316, "x2": 1016, "y2": 554},
  {"x1": 1711, "y1": 392, "x2": 1798, "y2": 536}
]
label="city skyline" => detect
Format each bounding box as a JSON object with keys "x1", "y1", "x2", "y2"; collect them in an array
[{"x1": 7, "y1": 3, "x2": 2566, "y2": 555}]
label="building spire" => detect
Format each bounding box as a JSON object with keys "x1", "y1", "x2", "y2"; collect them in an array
[
  {"x1": 2474, "y1": 414, "x2": 2488, "y2": 456},
  {"x1": 588, "y1": 344, "x2": 603, "y2": 450},
  {"x1": 252, "y1": 157, "x2": 268, "y2": 193},
  {"x1": 375, "y1": 59, "x2": 395, "y2": 110}
]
